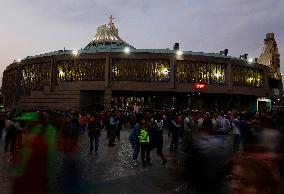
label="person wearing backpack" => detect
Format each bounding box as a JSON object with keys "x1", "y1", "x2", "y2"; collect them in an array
[{"x1": 137, "y1": 118, "x2": 151, "y2": 167}]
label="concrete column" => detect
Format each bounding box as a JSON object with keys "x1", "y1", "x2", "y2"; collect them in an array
[
  {"x1": 170, "y1": 55, "x2": 175, "y2": 89},
  {"x1": 105, "y1": 56, "x2": 110, "y2": 88},
  {"x1": 104, "y1": 89, "x2": 112, "y2": 111},
  {"x1": 49, "y1": 59, "x2": 55, "y2": 92},
  {"x1": 226, "y1": 63, "x2": 233, "y2": 92}
]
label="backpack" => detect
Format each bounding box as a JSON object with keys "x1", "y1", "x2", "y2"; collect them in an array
[{"x1": 155, "y1": 120, "x2": 163, "y2": 131}]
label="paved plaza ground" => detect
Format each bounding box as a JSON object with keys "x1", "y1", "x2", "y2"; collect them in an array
[{"x1": 0, "y1": 128, "x2": 187, "y2": 194}]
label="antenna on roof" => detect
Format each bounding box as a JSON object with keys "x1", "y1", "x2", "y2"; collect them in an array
[
  {"x1": 220, "y1": 49, "x2": 228, "y2": 56},
  {"x1": 240, "y1": 53, "x2": 248, "y2": 60}
]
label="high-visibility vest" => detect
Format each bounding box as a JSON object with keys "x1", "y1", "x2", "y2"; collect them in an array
[{"x1": 138, "y1": 128, "x2": 149, "y2": 143}]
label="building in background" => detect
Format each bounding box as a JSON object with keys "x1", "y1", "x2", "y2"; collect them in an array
[
  {"x1": 258, "y1": 33, "x2": 283, "y2": 110},
  {"x1": 1, "y1": 16, "x2": 283, "y2": 112}
]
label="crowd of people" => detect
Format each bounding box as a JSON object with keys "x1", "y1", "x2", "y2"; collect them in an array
[{"x1": 0, "y1": 107, "x2": 284, "y2": 193}]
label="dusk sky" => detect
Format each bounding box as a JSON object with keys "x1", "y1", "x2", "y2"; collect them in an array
[{"x1": 1, "y1": 0, "x2": 284, "y2": 84}]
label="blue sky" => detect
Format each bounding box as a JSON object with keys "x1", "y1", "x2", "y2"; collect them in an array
[{"x1": 0, "y1": 0, "x2": 284, "y2": 84}]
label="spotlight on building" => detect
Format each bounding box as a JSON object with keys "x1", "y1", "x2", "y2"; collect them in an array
[
  {"x1": 248, "y1": 58, "x2": 254, "y2": 64},
  {"x1": 72, "y1": 49, "x2": 78, "y2": 56},
  {"x1": 176, "y1": 50, "x2": 183, "y2": 56},
  {"x1": 124, "y1": 47, "x2": 130, "y2": 54}
]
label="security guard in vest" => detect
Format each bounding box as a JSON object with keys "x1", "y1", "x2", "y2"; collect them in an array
[{"x1": 138, "y1": 119, "x2": 151, "y2": 167}]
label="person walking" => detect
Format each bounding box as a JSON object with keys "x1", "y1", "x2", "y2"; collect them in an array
[
  {"x1": 79, "y1": 113, "x2": 87, "y2": 134},
  {"x1": 170, "y1": 114, "x2": 181, "y2": 151},
  {"x1": 4, "y1": 114, "x2": 18, "y2": 157},
  {"x1": 129, "y1": 117, "x2": 141, "y2": 165},
  {"x1": 153, "y1": 115, "x2": 167, "y2": 165},
  {"x1": 87, "y1": 115, "x2": 102, "y2": 155},
  {"x1": 108, "y1": 110, "x2": 118, "y2": 146}
]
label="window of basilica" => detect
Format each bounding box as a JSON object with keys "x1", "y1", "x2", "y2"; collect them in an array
[
  {"x1": 233, "y1": 65, "x2": 264, "y2": 87},
  {"x1": 112, "y1": 59, "x2": 170, "y2": 82},
  {"x1": 57, "y1": 59, "x2": 105, "y2": 82},
  {"x1": 20, "y1": 63, "x2": 50, "y2": 93},
  {"x1": 176, "y1": 61, "x2": 226, "y2": 84}
]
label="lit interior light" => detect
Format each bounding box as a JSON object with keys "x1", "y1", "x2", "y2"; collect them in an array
[
  {"x1": 59, "y1": 70, "x2": 65, "y2": 77},
  {"x1": 248, "y1": 58, "x2": 254, "y2": 64},
  {"x1": 161, "y1": 68, "x2": 169, "y2": 75},
  {"x1": 176, "y1": 50, "x2": 183, "y2": 56},
  {"x1": 72, "y1": 49, "x2": 78, "y2": 56},
  {"x1": 215, "y1": 73, "x2": 222, "y2": 78},
  {"x1": 124, "y1": 47, "x2": 130, "y2": 54}
]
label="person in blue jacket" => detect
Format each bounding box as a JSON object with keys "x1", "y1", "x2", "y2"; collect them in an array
[{"x1": 129, "y1": 117, "x2": 141, "y2": 165}]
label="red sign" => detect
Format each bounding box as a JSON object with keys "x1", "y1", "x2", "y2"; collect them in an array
[{"x1": 195, "y1": 83, "x2": 205, "y2": 89}]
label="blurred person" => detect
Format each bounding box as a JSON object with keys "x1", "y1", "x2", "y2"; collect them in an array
[
  {"x1": 232, "y1": 115, "x2": 241, "y2": 152},
  {"x1": 202, "y1": 112, "x2": 213, "y2": 134},
  {"x1": 11, "y1": 112, "x2": 57, "y2": 194},
  {"x1": 4, "y1": 114, "x2": 18, "y2": 157},
  {"x1": 183, "y1": 111, "x2": 195, "y2": 140},
  {"x1": 170, "y1": 114, "x2": 181, "y2": 151},
  {"x1": 228, "y1": 157, "x2": 284, "y2": 194},
  {"x1": 0, "y1": 113, "x2": 5, "y2": 140},
  {"x1": 197, "y1": 113, "x2": 204, "y2": 130},
  {"x1": 115, "y1": 112, "x2": 121, "y2": 140},
  {"x1": 108, "y1": 110, "x2": 118, "y2": 146}
]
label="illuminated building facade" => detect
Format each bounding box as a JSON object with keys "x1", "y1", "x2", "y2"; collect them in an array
[{"x1": 2, "y1": 16, "x2": 281, "y2": 112}]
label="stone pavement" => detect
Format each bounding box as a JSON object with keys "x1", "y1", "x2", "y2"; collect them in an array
[{"x1": 0, "y1": 128, "x2": 186, "y2": 194}]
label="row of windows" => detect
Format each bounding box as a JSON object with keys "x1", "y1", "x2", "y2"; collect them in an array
[
  {"x1": 112, "y1": 59, "x2": 170, "y2": 82},
  {"x1": 233, "y1": 66, "x2": 264, "y2": 87},
  {"x1": 176, "y1": 62, "x2": 226, "y2": 84},
  {"x1": 57, "y1": 60, "x2": 105, "y2": 82},
  {"x1": 2, "y1": 61, "x2": 265, "y2": 104},
  {"x1": 20, "y1": 63, "x2": 50, "y2": 92}
]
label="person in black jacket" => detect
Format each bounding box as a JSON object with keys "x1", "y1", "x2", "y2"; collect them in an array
[
  {"x1": 148, "y1": 115, "x2": 167, "y2": 165},
  {"x1": 88, "y1": 115, "x2": 102, "y2": 155}
]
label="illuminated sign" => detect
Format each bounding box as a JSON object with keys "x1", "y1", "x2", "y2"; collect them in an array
[{"x1": 195, "y1": 83, "x2": 205, "y2": 89}]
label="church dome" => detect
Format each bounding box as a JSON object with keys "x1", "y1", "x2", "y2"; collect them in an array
[{"x1": 84, "y1": 15, "x2": 135, "y2": 50}]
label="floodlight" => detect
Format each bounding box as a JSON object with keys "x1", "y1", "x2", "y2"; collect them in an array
[
  {"x1": 72, "y1": 49, "x2": 78, "y2": 56},
  {"x1": 176, "y1": 50, "x2": 183, "y2": 56},
  {"x1": 124, "y1": 47, "x2": 130, "y2": 54},
  {"x1": 248, "y1": 58, "x2": 254, "y2": 64}
]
